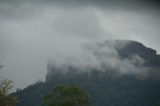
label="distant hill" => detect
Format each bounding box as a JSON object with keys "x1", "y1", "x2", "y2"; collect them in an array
[{"x1": 12, "y1": 40, "x2": 160, "y2": 106}]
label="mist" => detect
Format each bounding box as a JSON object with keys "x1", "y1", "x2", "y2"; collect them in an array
[
  {"x1": 0, "y1": 0, "x2": 160, "y2": 90},
  {"x1": 47, "y1": 40, "x2": 149, "y2": 76}
]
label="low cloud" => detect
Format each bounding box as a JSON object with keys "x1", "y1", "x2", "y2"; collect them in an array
[
  {"x1": 0, "y1": 0, "x2": 160, "y2": 90},
  {"x1": 47, "y1": 41, "x2": 149, "y2": 78}
]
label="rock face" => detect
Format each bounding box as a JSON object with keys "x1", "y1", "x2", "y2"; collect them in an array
[
  {"x1": 117, "y1": 40, "x2": 159, "y2": 66},
  {"x1": 13, "y1": 40, "x2": 160, "y2": 106}
]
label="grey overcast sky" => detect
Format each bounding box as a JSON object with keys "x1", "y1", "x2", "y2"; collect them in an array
[{"x1": 0, "y1": 0, "x2": 160, "y2": 90}]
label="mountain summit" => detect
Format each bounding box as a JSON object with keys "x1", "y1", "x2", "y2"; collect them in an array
[
  {"x1": 13, "y1": 40, "x2": 160, "y2": 106},
  {"x1": 47, "y1": 40, "x2": 160, "y2": 81}
]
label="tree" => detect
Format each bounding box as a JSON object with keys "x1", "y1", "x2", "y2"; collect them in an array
[
  {"x1": 0, "y1": 66, "x2": 17, "y2": 106},
  {"x1": 41, "y1": 84, "x2": 91, "y2": 106}
]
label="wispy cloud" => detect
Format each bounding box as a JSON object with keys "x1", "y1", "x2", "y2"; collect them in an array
[{"x1": 0, "y1": 0, "x2": 160, "y2": 90}]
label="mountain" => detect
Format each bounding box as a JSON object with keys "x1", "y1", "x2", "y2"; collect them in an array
[{"x1": 12, "y1": 40, "x2": 160, "y2": 106}]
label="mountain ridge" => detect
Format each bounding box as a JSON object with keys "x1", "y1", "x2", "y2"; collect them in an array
[
  {"x1": 46, "y1": 40, "x2": 160, "y2": 81},
  {"x1": 12, "y1": 40, "x2": 160, "y2": 106}
]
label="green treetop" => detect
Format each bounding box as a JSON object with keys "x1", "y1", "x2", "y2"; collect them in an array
[{"x1": 41, "y1": 84, "x2": 91, "y2": 106}]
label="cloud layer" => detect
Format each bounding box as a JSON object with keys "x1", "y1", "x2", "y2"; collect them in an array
[
  {"x1": 47, "y1": 40, "x2": 149, "y2": 78},
  {"x1": 0, "y1": 0, "x2": 160, "y2": 90}
]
